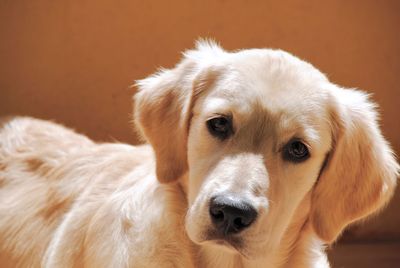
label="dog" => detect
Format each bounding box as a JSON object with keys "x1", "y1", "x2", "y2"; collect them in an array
[{"x1": 0, "y1": 41, "x2": 398, "y2": 268}]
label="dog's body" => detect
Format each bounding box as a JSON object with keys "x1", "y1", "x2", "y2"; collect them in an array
[
  {"x1": 0, "y1": 42, "x2": 398, "y2": 267},
  {"x1": 0, "y1": 117, "x2": 324, "y2": 268},
  {"x1": 0, "y1": 117, "x2": 195, "y2": 267}
]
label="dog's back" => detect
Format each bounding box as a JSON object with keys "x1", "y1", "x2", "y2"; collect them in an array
[
  {"x1": 0, "y1": 117, "x2": 91, "y2": 266},
  {"x1": 0, "y1": 117, "x2": 190, "y2": 267}
]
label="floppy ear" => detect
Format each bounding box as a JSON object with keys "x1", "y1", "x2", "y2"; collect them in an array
[
  {"x1": 134, "y1": 40, "x2": 224, "y2": 183},
  {"x1": 310, "y1": 88, "x2": 399, "y2": 243}
]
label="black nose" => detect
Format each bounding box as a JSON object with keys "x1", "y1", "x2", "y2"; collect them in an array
[{"x1": 209, "y1": 195, "x2": 257, "y2": 235}]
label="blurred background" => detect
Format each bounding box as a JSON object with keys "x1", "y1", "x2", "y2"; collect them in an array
[{"x1": 1, "y1": 1, "x2": 399, "y2": 267}]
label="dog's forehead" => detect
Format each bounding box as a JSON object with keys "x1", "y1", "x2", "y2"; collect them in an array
[{"x1": 207, "y1": 49, "x2": 330, "y2": 120}]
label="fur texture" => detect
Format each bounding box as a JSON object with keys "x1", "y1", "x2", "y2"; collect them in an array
[{"x1": 0, "y1": 41, "x2": 398, "y2": 267}]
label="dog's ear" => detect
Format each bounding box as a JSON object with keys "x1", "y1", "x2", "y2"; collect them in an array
[
  {"x1": 310, "y1": 88, "x2": 399, "y2": 243},
  {"x1": 134, "y1": 40, "x2": 224, "y2": 183}
]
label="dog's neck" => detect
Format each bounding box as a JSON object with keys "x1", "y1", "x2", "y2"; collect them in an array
[{"x1": 178, "y1": 176, "x2": 328, "y2": 268}]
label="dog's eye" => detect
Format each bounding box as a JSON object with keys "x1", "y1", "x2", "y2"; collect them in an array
[
  {"x1": 283, "y1": 139, "x2": 310, "y2": 163},
  {"x1": 206, "y1": 116, "x2": 233, "y2": 140}
]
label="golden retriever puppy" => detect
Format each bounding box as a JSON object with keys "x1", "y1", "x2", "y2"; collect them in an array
[{"x1": 0, "y1": 41, "x2": 398, "y2": 268}]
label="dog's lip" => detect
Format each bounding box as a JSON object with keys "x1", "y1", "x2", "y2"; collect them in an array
[
  {"x1": 204, "y1": 238, "x2": 251, "y2": 259},
  {"x1": 200, "y1": 230, "x2": 249, "y2": 255},
  {"x1": 209, "y1": 238, "x2": 232, "y2": 247},
  {"x1": 205, "y1": 228, "x2": 243, "y2": 243}
]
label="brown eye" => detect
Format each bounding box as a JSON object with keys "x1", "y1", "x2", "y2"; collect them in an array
[
  {"x1": 206, "y1": 116, "x2": 233, "y2": 140},
  {"x1": 283, "y1": 139, "x2": 310, "y2": 163}
]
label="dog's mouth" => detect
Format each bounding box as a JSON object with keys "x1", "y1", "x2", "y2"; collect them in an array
[{"x1": 201, "y1": 229, "x2": 251, "y2": 258}]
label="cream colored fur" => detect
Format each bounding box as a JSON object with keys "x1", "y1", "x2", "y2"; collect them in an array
[{"x1": 0, "y1": 41, "x2": 398, "y2": 268}]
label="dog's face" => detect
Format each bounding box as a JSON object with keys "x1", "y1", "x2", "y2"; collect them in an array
[
  {"x1": 184, "y1": 51, "x2": 332, "y2": 256},
  {"x1": 135, "y1": 41, "x2": 398, "y2": 258}
]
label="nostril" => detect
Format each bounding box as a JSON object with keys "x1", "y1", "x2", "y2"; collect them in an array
[
  {"x1": 210, "y1": 207, "x2": 224, "y2": 221},
  {"x1": 232, "y1": 211, "x2": 256, "y2": 230},
  {"x1": 233, "y1": 217, "x2": 247, "y2": 229},
  {"x1": 233, "y1": 217, "x2": 244, "y2": 229}
]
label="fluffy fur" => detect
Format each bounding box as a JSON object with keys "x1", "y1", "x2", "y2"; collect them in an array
[{"x1": 0, "y1": 41, "x2": 398, "y2": 268}]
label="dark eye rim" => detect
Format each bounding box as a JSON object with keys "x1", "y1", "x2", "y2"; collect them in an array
[
  {"x1": 206, "y1": 115, "x2": 234, "y2": 140},
  {"x1": 282, "y1": 139, "x2": 310, "y2": 163}
]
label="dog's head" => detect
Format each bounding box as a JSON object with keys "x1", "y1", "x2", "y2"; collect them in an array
[{"x1": 134, "y1": 41, "x2": 398, "y2": 258}]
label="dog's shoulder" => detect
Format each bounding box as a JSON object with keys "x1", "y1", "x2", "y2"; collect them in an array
[{"x1": 0, "y1": 116, "x2": 94, "y2": 156}]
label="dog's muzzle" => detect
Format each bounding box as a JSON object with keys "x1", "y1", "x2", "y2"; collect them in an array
[{"x1": 209, "y1": 194, "x2": 257, "y2": 236}]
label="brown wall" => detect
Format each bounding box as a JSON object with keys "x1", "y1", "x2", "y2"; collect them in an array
[{"x1": 1, "y1": 0, "x2": 399, "y2": 241}]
